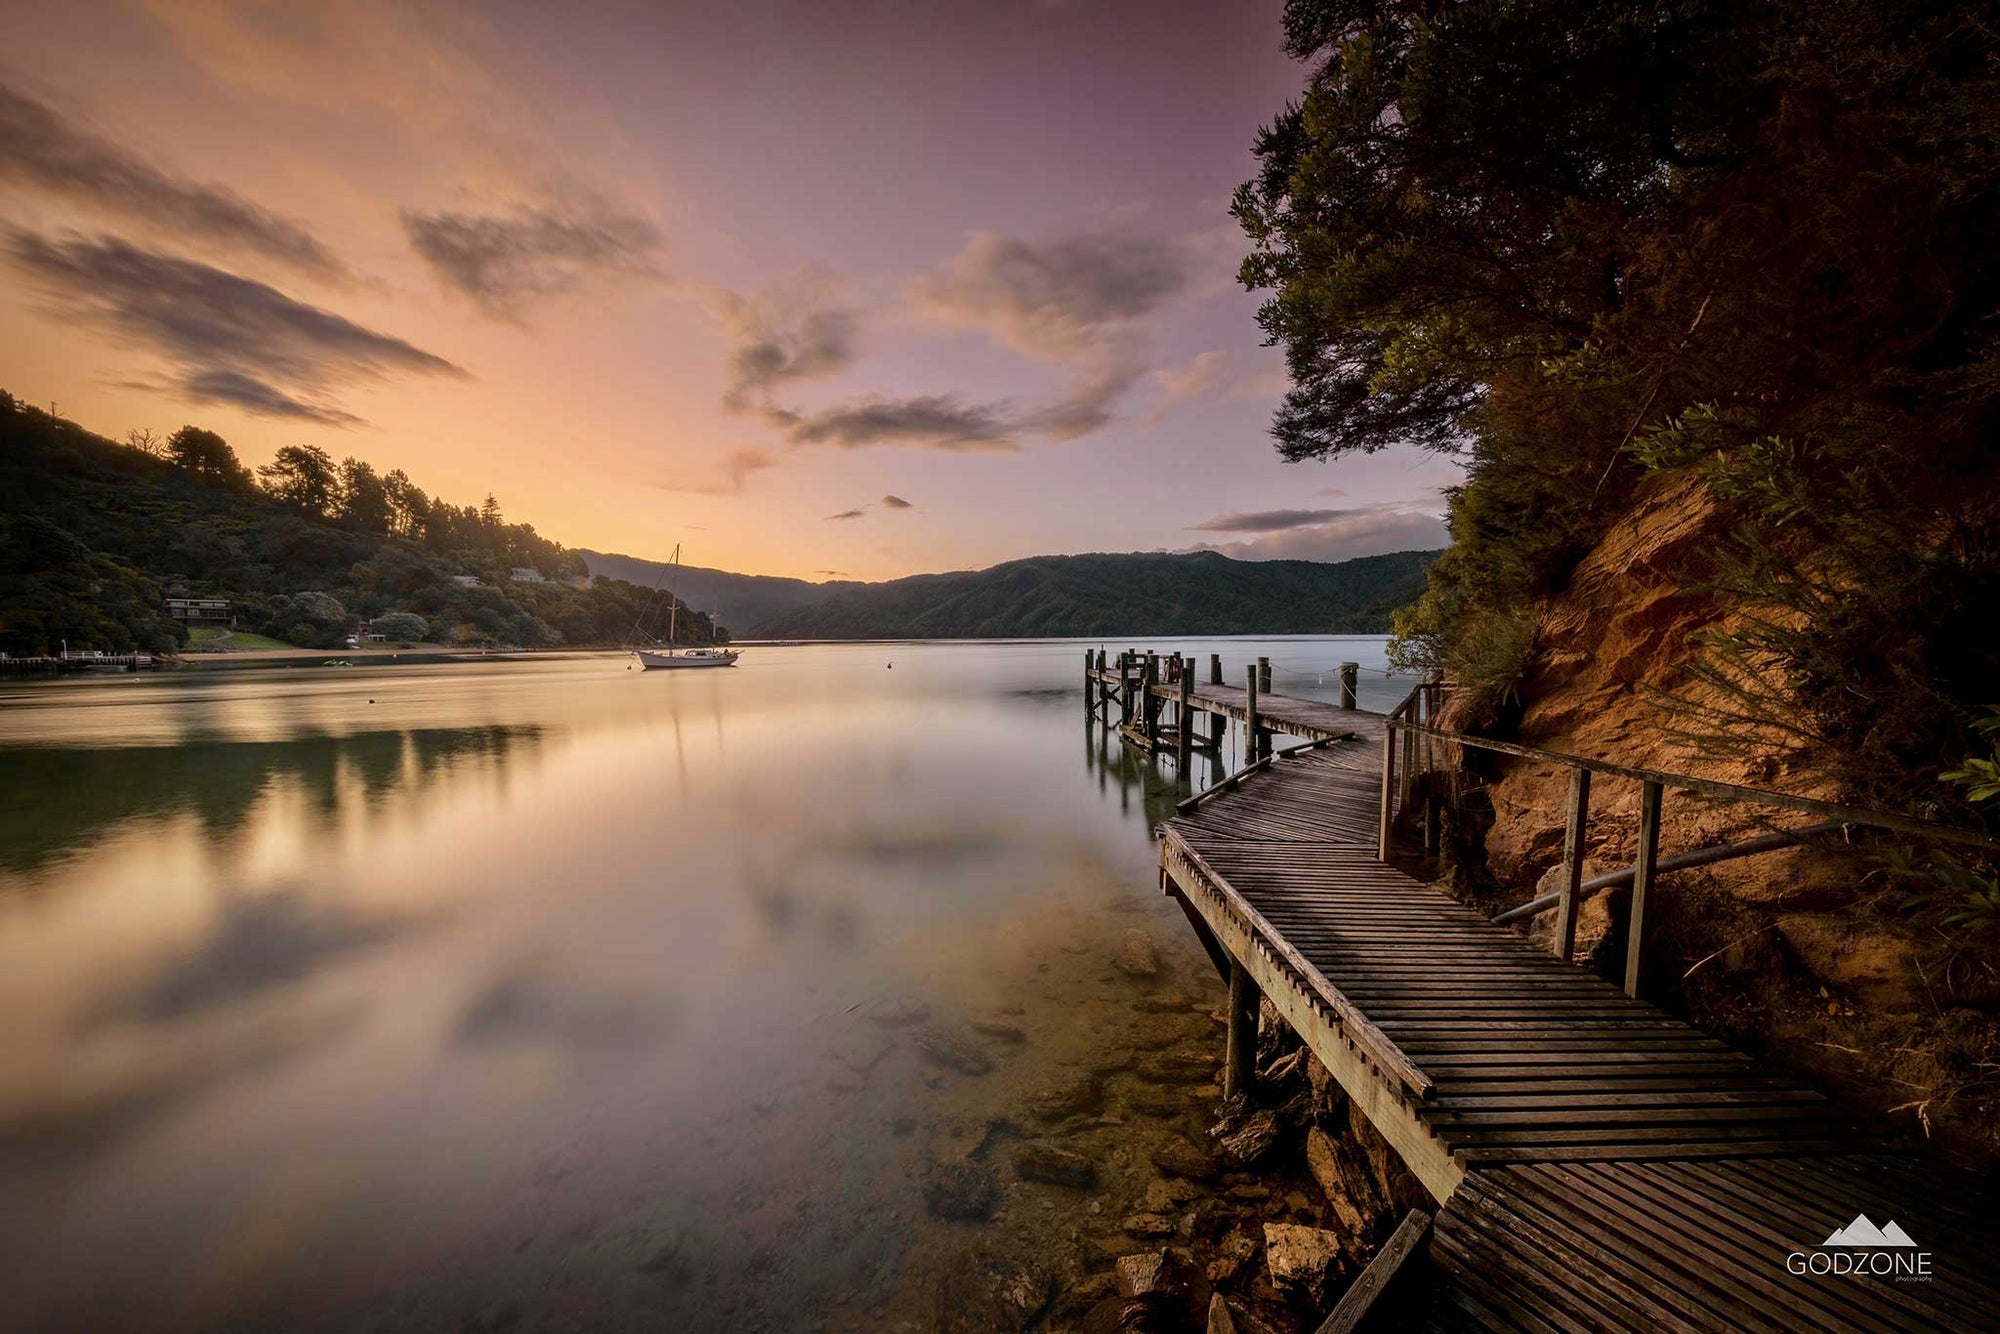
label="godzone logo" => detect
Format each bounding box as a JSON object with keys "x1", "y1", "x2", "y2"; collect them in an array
[{"x1": 1787, "y1": 1214, "x2": 1932, "y2": 1281}]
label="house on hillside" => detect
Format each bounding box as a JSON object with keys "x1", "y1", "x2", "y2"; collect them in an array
[
  {"x1": 165, "y1": 597, "x2": 231, "y2": 627},
  {"x1": 509, "y1": 567, "x2": 544, "y2": 583}
]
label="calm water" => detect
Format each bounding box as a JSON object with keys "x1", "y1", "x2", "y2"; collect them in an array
[{"x1": 0, "y1": 638, "x2": 1407, "y2": 1332}]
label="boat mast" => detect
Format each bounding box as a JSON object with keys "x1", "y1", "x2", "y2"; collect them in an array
[{"x1": 666, "y1": 544, "x2": 680, "y2": 648}]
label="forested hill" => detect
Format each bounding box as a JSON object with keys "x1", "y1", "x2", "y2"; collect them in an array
[
  {"x1": 721, "y1": 549, "x2": 1438, "y2": 639},
  {"x1": 0, "y1": 393, "x2": 718, "y2": 655},
  {"x1": 575, "y1": 550, "x2": 861, "y2": 633}
]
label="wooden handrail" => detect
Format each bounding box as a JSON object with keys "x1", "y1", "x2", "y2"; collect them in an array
[
  {"x1": 1174, "y1": 733, "x2": 1358, "y2": 815},
  {"x1": 1386, "y1": 716, "x2": 2000, "y2": 854}
]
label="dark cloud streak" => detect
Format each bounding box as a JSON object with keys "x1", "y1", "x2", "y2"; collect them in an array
[
  {"x1": 0, "y1": 84, "x2": 342, "y2": 278},
  {"x1": 7, "y1": 230, "x2": 463, "y2": 424},
  {"x1": 403, "y1": 202, "x2": 662, "y2": 320},
  {"x1": 1189, "y1": 508, "x2": 1354, "y2": 533}
]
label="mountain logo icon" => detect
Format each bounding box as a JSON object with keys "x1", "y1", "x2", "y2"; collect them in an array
[{"x1": 1821, "y1": 1214, "x2": 1919, "y2": 1248}]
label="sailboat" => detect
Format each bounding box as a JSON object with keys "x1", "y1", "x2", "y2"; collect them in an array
[{"x1": 629, "y1": 544, "x2": 740, "y2": 670}]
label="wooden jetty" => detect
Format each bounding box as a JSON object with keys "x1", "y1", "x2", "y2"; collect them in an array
[
  {"x1": 0, "y1": 653, "x2": 157, "y2": 676},
  {"x1": 1087, "y1": 651, "x2": 1998, "y2": 1331}
]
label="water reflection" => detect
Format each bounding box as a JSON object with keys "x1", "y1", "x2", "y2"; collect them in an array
[
  {"x1": 0, "y1": 724, "x2": 540, "y2": 877},
  {"x1": 0, "y1": 638, "x2": 1405, "y2": 1332}
]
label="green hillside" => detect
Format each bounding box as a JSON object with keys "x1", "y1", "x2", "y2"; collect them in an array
[
  {"x1": 0, "y1": 393, "x2": 718, "y2": 655},
  {"x1": 740, "y1": 549, "x2": 1437, "y2": 639}
]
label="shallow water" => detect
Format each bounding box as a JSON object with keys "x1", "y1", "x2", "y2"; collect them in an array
[{"x1": 0, "y1": 638, "x2": 1409, "y2": 1331}]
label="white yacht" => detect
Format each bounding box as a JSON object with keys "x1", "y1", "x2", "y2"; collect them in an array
[{"x1": 627, "y1": 544, "x2": 740, "y2": 670}]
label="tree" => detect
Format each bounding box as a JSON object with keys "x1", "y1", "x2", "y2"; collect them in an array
[
  {"x1": 1238, "y1": 0, "x2": 2000, "y2": 744},
  {"x1": 257, "y1": 444, "x2": 338, "y2": 515},
  {"x1": 165, "y1": 426, "x2": 250, "y2": 486},
  {"x1": 124, "y1": 428, "x2": 165, "y2": 458},
  {"x1": 337, "y1": 457, "x2": 393, "y2": 534},
  {"x1": 383, "y1": 468, "x2": 429, "y2": 538},
  {"x1": 480, "y1": 493, "x2": 503, "y2": 526},
  {"x1": 372, "y1": 611, "x2": 429, "y2": 642}
]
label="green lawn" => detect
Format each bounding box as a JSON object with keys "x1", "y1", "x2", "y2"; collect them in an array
[{"x1": 188, "y1": 627, "x2": 295, "y2": 650}]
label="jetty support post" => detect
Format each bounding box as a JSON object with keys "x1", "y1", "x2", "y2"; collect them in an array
[
  {"x1": 1209, "y1": 653, "x2": 1222, "y2": 686},
  {"x1": 1378, "y1": 717, "x2": 1397, "y2": 860},
  {"x1": 1245, "y1": 664, "x2": 1264, "y2": 763},
  {"x1": 1224, "y1": 955, "x2": 1259, "y2": 1098},
  {"x1": 1083, "y1": 649, "x2": 1094, "y2": 715},
  {"x1": 1095, "y1": 649, "x2": 1109, "y2": 720},
  {"x1": 1624, "y1": 781, "x2": 1664, "y2": 996},
  {"x1": 1340, "y1": 661, "x2": 1359, "y2": 710},
  {"x1": 1552, "y1": 767, "x2": 1592, "y2": 960},
  {"x1": 1119, "y1": 654, "x2": 1135, "y2": 727},
  {"x1": 1176, "y1": 659, "x2": 1193, "y2": 769},
  {"x1": 1143, "y1": 652, "x2": 1160, "y2": 750}
]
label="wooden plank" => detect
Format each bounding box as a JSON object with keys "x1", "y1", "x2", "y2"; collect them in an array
[{"x1": 1315, "y1": 1208, "x2": 1431, "y2": 1334}]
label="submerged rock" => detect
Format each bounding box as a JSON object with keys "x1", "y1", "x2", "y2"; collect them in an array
[
  {"x1": 869, "y1": 995, "x2": 931, "y2": 1027},
  {"x1": 924, "y1": 1161, "x2": 998, "y2": 1222},
  {"x1": 1117, "y1": 929, "x2": 1161, "y2": 977},
  {"x1": 1135, "y1": 1049, "x2": 1216, "y2": 1084},
  {"x1": 1021, "y1": 1073, "x2": 1103, "y2": 1120},
  {"x1": 969, "y1": 1014, "x2": 1028, "y2": 1042},
  {"x1": 1120, "y1": 1212, "x2": 1177, "y2": 1238},
  {"x1": 1150, "y1": 1136, "x2": 1218, "y2": 1180},
  {"x1": 941, "y1": 1254, "x2": 1055, "y2": 1332},
  {"x1": 914, "y1": 1026, "x2": 993, "y2": 1075},
  {"x1": 830, "y1": 1026, "x2": 892, "y2": 1072},
  {"x1": 1015, "y1": 1143, "x2": 1096, "y2": 1189}
]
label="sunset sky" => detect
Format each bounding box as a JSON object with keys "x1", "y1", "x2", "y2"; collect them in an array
[{"x1": 1, "y1": 0, "x2": 1458, "y2": 581}]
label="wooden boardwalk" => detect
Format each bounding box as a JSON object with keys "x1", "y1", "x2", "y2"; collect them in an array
[{"x1": 1142, "y1": 697, "x2": 1996, "y2": 1331}]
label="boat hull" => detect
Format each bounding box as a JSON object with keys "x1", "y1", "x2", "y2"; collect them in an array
[{"x1": 634, "y1": 649, "x2": 739, "y2": 670}]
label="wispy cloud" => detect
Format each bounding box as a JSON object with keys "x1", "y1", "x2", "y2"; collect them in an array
[
  {"x1": 1187, "y1": 504, "x2": 1449, "y2": 562},
  {"x1": 0, "y1": 83, "x2": 342, "y2": 279},
  {"x1": 1189, "y1": 508, "x2": 1353, "y2": 534},
  {"x1": 913, "y1": 231, "x2": 1188, "y2": 359},
  {"x1": 702, "y1": 276, "x2": 857, "y2": 411},
  {"x1": 771, "y1": 395, "x2": 1017, "y2": 451},
  {"x1": 7, "y1": 230, "x2": 463, "y2": 425},
  {"x1": 826, "y1": 507, "x2": 867, "y2": 520},
  {"x1": 403, "y1": 201, "x2": 662, "y2": 320},
  {"x1": 880, "y1": 494, "x2": 913, "y2": 509},
  {"x1": 647, "y1": 447, "x2": 775, "y2": 496}
]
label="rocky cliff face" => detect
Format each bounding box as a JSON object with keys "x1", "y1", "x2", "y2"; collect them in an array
[{"x1": 1452, "y1": 473, "x2": 2000, "y2": 1167}]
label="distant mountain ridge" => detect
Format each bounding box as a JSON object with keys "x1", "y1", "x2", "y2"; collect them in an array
[{"x1": 578, "y1": 547, "x2": 1439, "y2": 639}]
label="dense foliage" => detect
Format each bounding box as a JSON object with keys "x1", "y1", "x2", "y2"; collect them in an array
[
  {"x1": 1238, "y1": 1, "x2": 2000, "y2": 820},
  {"x1": 0, "y1": 393, "x2": 718, "y2": 655},
  {"x1": 746, "y1": 549, "x2": 1436, "y2": 639}
]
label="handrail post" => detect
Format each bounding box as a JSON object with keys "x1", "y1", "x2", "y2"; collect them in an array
[
  {"x1": 1245, "y1": 664, "x2": 1265, "y2": 762},
  {"x1": 1257, "y1": 656, "x2": 1272, "y2": 694},
  {"x1": 1624, "y1": 781, "x2": 1664, "y2": 996},
  {"x1": 1209, "y1": 653, "x2": 1222, "y2": 686},
  {"x1": 1379, "y1": 718, "x2": 1397, "y2": 860},
  {"x1": 1553, "y1": 766, "x2": 1591, "y2": 961},
  {"x1": 1340, "y1": 661, "x2": 1358, "y2": 710}
]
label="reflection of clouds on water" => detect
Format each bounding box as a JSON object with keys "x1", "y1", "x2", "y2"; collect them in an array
[
  {"x1": 0, "y1": 724, "x2": 542, "y2": 879},
  {"x1": 454, "y1": 964, "x2": 675, "y2": 1058},
  {"x1": 0, "y1": 1007, "x2": 360, "y2": 1172},
  {"x1": 95, "y1": 890, "x2": 417, "y2": 1022}
]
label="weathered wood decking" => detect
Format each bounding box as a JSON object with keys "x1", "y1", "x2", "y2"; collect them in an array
[{"x1": 1139, "y1": 694, "x2": 1996, "y2": 1331}]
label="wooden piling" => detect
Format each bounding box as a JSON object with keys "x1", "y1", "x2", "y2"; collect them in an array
[
  {"x1": 1209, "y1": 653, "x2": 1222, "y2": 686},
  {"x1": 1552, "y1": 767, "x2": 1591, "y2": 961},
  {"x1": 1258, "y1": 656, "x2": 1272, "y2": 694},
  {"x1": 1340, "y1": 661, "x2": 1359, "y2": 710},
  {"x1": 1176, "y1": 659, "x2": 1193, "y2": 768},
  {"x1": 1224, "y1": 956, "x2": 1257, "y2": 1098},
  {"x1": 1624, "y1": 780, "x2": 1664, "y2": 996},
  {"x1": 1143, "y1": 652, "x2": 1160, "y2": 751},
  {"x1": 1082, "y1": 649, "x2": 1094, "y2": 714}
]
